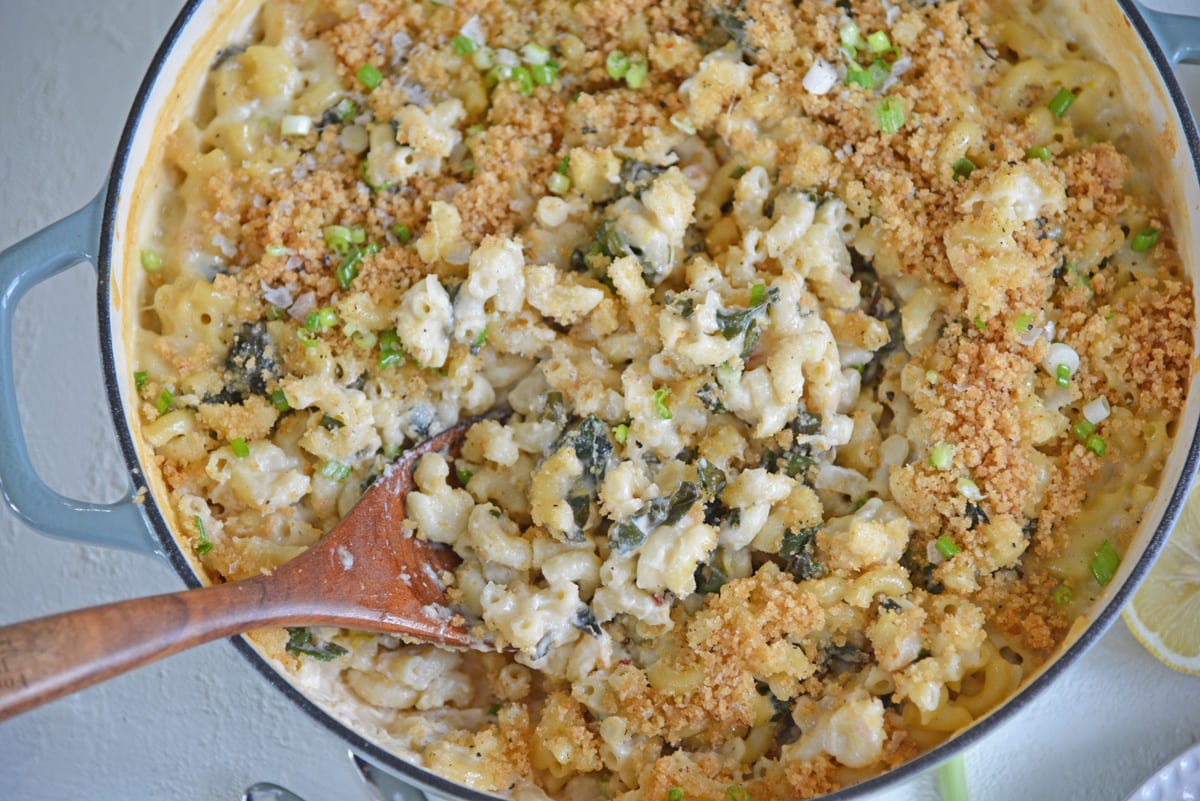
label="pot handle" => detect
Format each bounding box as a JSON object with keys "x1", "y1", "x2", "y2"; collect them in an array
[
  {"x1": 0, "y1": 193, "x2": 160, "y2": 557},
  {"x1": 1135, "y1": 2, "x2": 1200, "y2": 66}
]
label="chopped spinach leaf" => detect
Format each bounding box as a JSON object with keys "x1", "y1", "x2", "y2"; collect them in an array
[
  {"x1": 716, "y1": 287, "x2": 780, "y2": 340},
  {"x1": 697, "y1": 382, "x2": 728, "y2": 414},
  {"x1": 779, "y1": 527, "x2": 823, "y2": 581},
  {"x1": 285, "y1": 627, "x2": 348, "y2": 661},
  {"x1": 572, "y1": 606, "x2": 602, "y2": 637}
]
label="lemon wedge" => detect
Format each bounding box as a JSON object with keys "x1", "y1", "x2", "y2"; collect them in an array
[{"x1": 1124, "y1": 478, "x2": 1200, "y2": 675}]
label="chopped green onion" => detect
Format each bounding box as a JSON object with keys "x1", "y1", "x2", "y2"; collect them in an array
[
  {"x1": 1048, "y1": 87, "x2": 1076, "y2": 118},
  {"x1": 265, "y1": 244, "x2": 289, "y2": 257},
  {"x1": 270, "y1": 389, "x2": 290, "y2": 412},
  {"x1": 1072, "y1": 419, "x2": 1095, "y2": 443},
  {"x1": 155, "y1": 387, "x2": 174, "y2": 417},
  {"x1": 486, "y1": 702, "x2": 501, "y2": 715},
  {"x1": 1014, "y1": 311, "x2": 1035, "y2": 335},
  {"x1": 451, "y1": 34, "x2": 476, "y2": 56},
  {"x1": 140, "y1": 249, "x2": 163, "y2": 272},
  {"x1": 321, "y1": 460, "x2": 352, "y2": 481},
  {"x1": 134, "y1": 370, "x2": 148, "y2": 392},
  {"x1": 614, "y1": 423, "x2": 629, "y2": 444},
  {"x1": 867, "y1": 31, "x2": 892, "y2": 53},
  {"x1": 951, "y1": 158, "x2": 976, "y2": 182},
  {"x1": 935, "y1": 535, "x2": 960, "y2": 559},
  {"x1": 956, "y1": 476, "x2": 982, "y2": 501},
  {"x1": 1055, "y1": 363, "x2": 1071, "y2": 388},
  {"x1": 530, "y1": 61, "x2": 559, "y2": 86},
  {"x1": 456, "y1": 465, "x2": 474, "y2": 485},
  {"x1": 557, "y1": 156, "x2": 570, "y2": 175},
  {"x1": 653, "y1": 387, "x2": 672, "y2": 420},
  {"x1": 668, "y1": 789, "x2": 685, "y2": 801},
  {"x1": 348, "y1": 225, "x2": 366, "y2": 244},
  {"x1": 929, "y1": 442, "x2": 954, "y2": 470},
  {"x1": 606, "y1": 50, "x2": 630, "y2": 80},
  {"x1": 1026, "y1": 145, "x2": 1052, "y2": 161},
  {"x1": 1053, "y1": 583, "x2": 1073, "y2": 605},
  {"x1": 1085, "y1": 433, "x2": 1107, "y2": 457},
  {"x1": 471, "y1": 326, "x2": 488, "y2": 354},
  {"x1": 379, "y1": 329, "x2": 405, "y2": 369},
  {"x1": 973, "y1": 316, "x2": 986, "y2": 331},
  {"x1": 521, "y1": 43, "x2": 550, "y2": 65},
  {"x1": 336, "y1": 252, "x2": 362, "y2": 290},
  {"x1": 749, "y1": 283, "x2": 767, "y2": 306},
  {"x1": 297, "y1": 329, "x2": 320, "y2": 347},
  {"x1": 357, "y1": 63, "x2": 383, "y2": 91},
  {"x1": 510, "y1": 66, "x2": 534, "y2": 96},
  {"x1": 392, "y1": 223, "x2": 412, "y2": 243},
  {"x1": 332, "y1": 98, "x2": 357, "y2": 122},
  {"x1": 726, "y1": 787, "x2": 751, "y2": 801},
  {"x1": 305, "y1": 307, "x2": 337, "y2": 332},
  {"x1": 670, "y1": 113, "x2": 697, "y2": 135},
  {"x1": 625, "y1": 55, "x2": 648, "y2": 89},
  {"x1": 1089, "y1": 539, "x2": 1120, "y2": 586},
  {"x1": 323, "y1": 224, "x2": 353, "y2": 254},
  {"x1": 486, "y1": 64, "x2": 512, "y2": 88},
  {"x1": 877, "y1": 97, "x2": 905, "y2": 135},
  {"x1": 230, "y1": 437, "x2": 250, "y2": 458},
  {"x1": 472, "y1": 47, "x2": 495, "y2": 71},
  {"x1": 925, "y1": 369, "x2": 939, "y2": 385},
  {"x1": 194, "y1": 515, "x2": 213, "y2": 555},
  {"x1": 352, "y1": 330, "x2": 377, "y2": 349},
  {"x1": 547, "y1": 172, "x2": 571, "y2": 195},
  {"x1": 839, "y1": 23, "x2": 865, "y2": 50},
  {"x1": 1130, "y1": 227, "x2": 1160, "y2": 253},
  {"x1": 281, "y1": 114, "x2": 312, "y2": 137},
  {"x1": 846, "y1": 65, "x2": 875, "y2": 89}
]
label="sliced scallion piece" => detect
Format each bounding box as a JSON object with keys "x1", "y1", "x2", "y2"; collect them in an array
[
  {"x1": 1048, "y1": 87, "x2": 1076, "y2": 117},
  {"x1": 625, "y1": 55, "x2": 648, "y2": 89},
  {"x1": 614, "y1": 423, "x2": 629, "y2": 444},
  {"x1": 605, "y1": 50, "x2": 630, "y2": 80},
  {"x1": 357, "y1": 63, "x2": 383, "y2": 91},
  {"x1": 1090, "y1": 540, "x2": 1120, "y2": 586},
  {"x1": 653, "y1": 387, "x2": 672, "y2": 420},
  {"x1": 929, "y1": 442, "x2": 954, "y2": 470},
  {"x1": 951, "y1": 158, "x2": 976, "y2": 182},
  {"x1": 134, "y1": 370, "x2": 148, "y2": 392},
  {"x1": 451, "y1": 34, "x2": 476, "y2": 57},
  {"x1": 230, "y1": 437, "x2": 250, "y2": 458},
  {"x1": 1053, "y1": 583, "x2": 1073, "y2": 605},
  {"x1": 321, "y1": 460, "x2": 351, "y2": 481},
  {"x1": 1026, "y1": 145, "x2": 1052, "y2": 161},
  {"x1": 379, "y1": 329, "x2": 405, "y2": 369},
  {"x1": 270, "y1": 389, "x2": 290, "y2": 412},
  {"x1": 140, "y1": 249, "x2": 163, "y2": 273},
  {"x1": 155, "y1": 387, "x2": 174, "y2": 417},
  {"x1": 194, "y1": 515, "x2": 213, "y2": 555},
  {"x1": 935, "y1": 535, "x2": 960, "y2": 559},
  {"x1": 877, "y1": 97, "x2": 905, "y2": 134},
  {"x1": 1130, "y1": 227, "x2": 1160, "y2": 252},
  {"x1": 1085, "y1": 433, "x2": 1107, "y2": 457}
]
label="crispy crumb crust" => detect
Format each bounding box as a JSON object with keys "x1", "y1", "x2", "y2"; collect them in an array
[{"x1": 139, "y1": 0, "x2": 1195, "y2": 797}]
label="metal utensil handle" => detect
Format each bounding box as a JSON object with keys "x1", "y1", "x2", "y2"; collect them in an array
[{"x1": 0, "y1": 193, "x2": 157, "y2": 555}]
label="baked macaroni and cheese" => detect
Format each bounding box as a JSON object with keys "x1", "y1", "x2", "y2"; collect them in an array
[{"x1": 131, "y1": 0, "x2": 1194, "y2": 797}]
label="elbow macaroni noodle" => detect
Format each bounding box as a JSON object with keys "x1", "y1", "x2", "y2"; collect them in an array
[{"x1": 132, "y1": 0, "x2": 1193, "y2": 798}]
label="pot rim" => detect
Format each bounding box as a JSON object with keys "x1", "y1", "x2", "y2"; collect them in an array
[{"x1": 92, "y1": 0, "x2": 1200, "y2": 797}]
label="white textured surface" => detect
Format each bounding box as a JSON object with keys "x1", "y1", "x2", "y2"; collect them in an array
[{"x1": 2, "y1": 2, "x2": 1200, "y2": 800}]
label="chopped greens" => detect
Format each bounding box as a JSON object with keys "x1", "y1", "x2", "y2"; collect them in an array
[
  {"x1": 716, "y1": 286, "x2": 780, "y2": 340},
  {"x1": 285, "y1": 627, "x2": 349, "y2": 661}
]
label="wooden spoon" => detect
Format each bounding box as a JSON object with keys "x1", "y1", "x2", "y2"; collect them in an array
[{"x1": 0, "y1": 419, "x2": 482, "y2": 721}]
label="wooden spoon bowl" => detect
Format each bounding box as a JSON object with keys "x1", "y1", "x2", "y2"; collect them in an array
[{"x1": 0, "y1": 419, "x2": 483, "y2": 721}]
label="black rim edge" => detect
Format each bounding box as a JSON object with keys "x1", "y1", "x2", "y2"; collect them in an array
[{"x1": 92, "y1": 1, "x2": 1200, "y2": 798}]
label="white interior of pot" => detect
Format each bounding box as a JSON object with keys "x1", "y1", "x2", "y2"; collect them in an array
[{"x1": 105, "y1": 0, "x2": 1200, "y2": 795}]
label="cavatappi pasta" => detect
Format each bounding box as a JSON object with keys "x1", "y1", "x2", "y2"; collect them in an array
[{"x1": 132, "y1": 0, "x2": 1193, "y2": 797}]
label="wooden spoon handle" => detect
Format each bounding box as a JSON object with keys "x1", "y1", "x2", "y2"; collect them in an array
[{"x1": 0, "y1": 578, "x2": 275, "y2": 721}]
